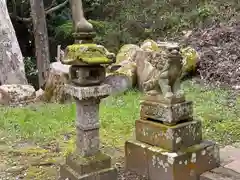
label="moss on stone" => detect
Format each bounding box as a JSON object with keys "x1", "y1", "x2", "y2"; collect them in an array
[
  {"x1": 62, "y1": 44, "x2": 114, "y2": 65},
  {"x1": 116, "y1": 44, "x2": 140, "y2": 64},
  {"x1": 71, "y1": 151, "x2": 109, "y2": 164},
  {"x1": 180, "y1": 47, "x2": 198, "y2": 73},
  {"x1": 25, "y1": 166, "x2": 57, "y2": 180},
  {"x1": 63, "y1": 138, "x2": 76, "y2": 157},
  {"x1": 141, "y1": 39, "x2": 160, "y2": 51},
  {"x1": 10, "y1": 147, "x2": 48, "y2": 156}
]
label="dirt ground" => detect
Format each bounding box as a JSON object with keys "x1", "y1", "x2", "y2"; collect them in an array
[{"x1": 0, "y1": 139, "x2": 146, "y2": 180}]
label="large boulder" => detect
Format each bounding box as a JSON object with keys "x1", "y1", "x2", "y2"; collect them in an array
[
  {"x1": 0, "y1": 84, "x2": 35, "y2": 106},
  {"x1": 115, "y1": 44, "x2": 140, "y2": 64},
  {"x1": 180, "y1": 46, "x2": 199, "y2": 77},
  {"x1": 42, "y1": 62, "x2": 72, "y2": 103},
  {"x1": 105, "y1": 44, "x2": 140, "y2": 93},
  {"x1": 140, "y1": 39, "x2": 160, "y2": 51},
  {"x1": 106, "y1": 59, "x2": 137, "y2": 94},
  {"x1": 135, "y1": 50, "x2": 157, "y2": 91}
]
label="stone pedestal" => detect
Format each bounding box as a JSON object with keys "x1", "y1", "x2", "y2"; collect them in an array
[
  {"x1": 125, "y1": 97, "x2": 220, "y2": 180},
  {"x1": 59, "y1": 84, "x2": 117, "y2": 180}
]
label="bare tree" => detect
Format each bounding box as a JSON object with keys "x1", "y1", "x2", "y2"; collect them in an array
[
  {"x1": 9, "y1": 0, "x2": 69, "y2": 88},
  {"x1": 29, "y1": 0, "x2": 50, "y2": 88},
  {"x1": 0, "y1": 0, "x2": 28, "y2": 84}
]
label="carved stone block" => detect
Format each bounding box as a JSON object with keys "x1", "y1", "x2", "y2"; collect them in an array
[
  {"x1": 65, "y1": 84, "x2": 112, "y2": 100},
  {"x1": 125, "y1": 140, "x2": 220, "y2": 180},
  {"x1": 76, "y1": 98, "x2": 100, "y2": 130},
  {"x1": 135, "y1": 119, "x2": 202, "y2": 151},
  {"x1": 140, "y1": 100, "x2": 193, "y2": 125},
  {"x1": 76, "y1": 128, "x2": 100, "y2": 157},
  {"x1": 69, "y1": 65, "x2": 106, "y2": 86},
  {"x1": 125, "y1": 140, "x2": 149, "y2": 178}
]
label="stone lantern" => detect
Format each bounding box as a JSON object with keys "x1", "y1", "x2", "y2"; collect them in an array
[{"x1": 59, "y1": 0, "x2": 117, "y2": 179}]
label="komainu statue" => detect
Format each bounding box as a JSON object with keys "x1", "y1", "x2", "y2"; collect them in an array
[{"x1": 142, "y1": 42, "x2": 185, "y2": 103}]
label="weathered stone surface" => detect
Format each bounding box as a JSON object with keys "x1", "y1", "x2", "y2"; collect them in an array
[
  {"x1": 65, "y1": 83, "x2": 112, "y2": 100},
  {"x1": 69, "y1": 65, "x2": 106, "y2": 86},
  {"x1": 43, "y1": 62, "x2": 71, "y2": 103},
  {"x1": 140, "y1": 100, "x2": 193, "y2": 124},
  {"x1": 76, "y1": 98, "x2": 100, "y2": 130},
  {"x1": 104, "y1": 74, "x2": 133, "y2": 94},
  {"x1": 201, "y1": 167, "x2": 240, "y2": 180},
  {"x1": 0, "y1": 88, "x2": 10, "y2": 105},
  {"x1": 140, "y1": 39, "x2": 160, "y2": 52},
  {"x1": 107, "y1": 60, "x2": 137, "y2": 89},
  {"x1": 135, "y1": 119, "x2": 202, "y2": 151},
  {"x1": 0, "y1": 84, "x2": 35, "y2": 105},
  {"x1": 125, "y1": 140, "x2": 220, "y2": 180},
  {"x1": 65, "y1": 152, "x2": 111, "y2": 175},
  {"x1": 115, "y1": 44, "x2": 140, "y2": 64},
  {"x1": 135, "y1": 50, "x2": 158, "y2": 91},
  {"x1": 224, "y1": 161, "x2": 240, "y2": 174},
  {"x1": 142, "y1": 93, "x2": 185, "y2": 104},
  {"x1": 219, "y1": 145, "x2": 240, "y2": 166},
  {"x1": 59, "y1": 165, "x2": 117, "y2": 180},
  {"x1": 136, "y1": 42, "x2": 184, "y2": 102},
  {"x1": 76, "y1": 128, "x2": 100, "y2": 157},
  {"x1": 125, "y1": 140, "x2": 149, "y2": 178}
]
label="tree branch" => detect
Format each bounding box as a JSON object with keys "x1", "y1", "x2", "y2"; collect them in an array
[
  {"x1": 10, "y1": 0, "x2": 69, "y2": 23},
  {"x1": 11, "y1": 0, "x2": 17, "y2": 16},
  {"x1": 45, "y1": 0, "x2": 69, "y2": 15},
  {"x1": 45, "y1": 0, "x2": 57, "y2": 11}
]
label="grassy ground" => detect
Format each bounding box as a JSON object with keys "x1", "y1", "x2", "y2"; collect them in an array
[
  {"x1": 0, "y1": 80, "x2": 240, "y2": 179},
  {"x1": 0, "y1": 80, "x2": 239, "y2": 146}
]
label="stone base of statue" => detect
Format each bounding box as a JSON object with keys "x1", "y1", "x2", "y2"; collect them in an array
[
  {"x1": 125, "y1": 94, "x2": 220, "y2": 180},
  {"x1": 59, "y1": 83, "x2": 117, "y2": 180},
  {"x1": 125, "y1": 140, "x2": 219, "y2": 180}
]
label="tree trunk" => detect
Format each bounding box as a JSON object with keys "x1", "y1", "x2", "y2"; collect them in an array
[
  {"x1": 0, "y1": 0, "x2": 28, "y2": 85},
  {"x1": 30, "y1": 0, "x2": 50, "y2": 88}
]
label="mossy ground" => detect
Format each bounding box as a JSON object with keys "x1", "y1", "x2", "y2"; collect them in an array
[{"x1": 0, "y1": 79, "x2": 240, "y2": 179}]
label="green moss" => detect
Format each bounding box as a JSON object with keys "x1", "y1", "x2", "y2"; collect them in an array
[
  {"x1": 116, "y1": 44, "x2": 139, "y2": 64},
  {"x1": 10, "y1": 147, "x2": 48, "y2": 156},
  {"x1": 62, "y1": 44, "x2": 114, "y2": 65},
  {"x1": 71, "y1": 151, "x2": 109, "y2": 164},
  {"x1": 25, "y1": 166, "x2": 57, "y2": 180},
  {"x1": 63, "y1": 138, "x2": 76, "y2": 157},
  {"x1": 180, "y1": 47, "x2": 198, "y2": 73},
  {"x1": 141, "y1": 39, "x2": 160, "y2": 51}
]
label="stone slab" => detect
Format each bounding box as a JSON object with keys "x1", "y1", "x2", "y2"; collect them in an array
[
  {"x1": 224, "y1": 161, "x2": 240, "y2": 174},
  {"x1": 76, "y1": 128, "x2": 100, "y2": 157},
  {"x1": 201, "y1": 167, "x2": 240, "y2": 180},
  {"x1": 219, "y1": 145, "x2": 240, "y2": 166},
  {"x1": 125, "y1": 140, "x2": 220, "y2": 180},
  {"x1": 59, "y1": 165, "x2": 117, "y2": 180},
  {"x1": 65, "y1": 152, "x2": 111, "y2": 175},
  {"x1": 125, "y1": 140, "x2": 149, "y2": 178},
  {"x1": 65, "y1": 84, "x2": 112, "y2": 100},
  {"x1": 135, "y1": 119, "x2": 202, "y2": 151},
  {"x1": 75, "y1": 98, "x2": 100, "y2": 130},
  {"x1": 140, "y1": 100, "x2": 193, "y2": 125}
]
